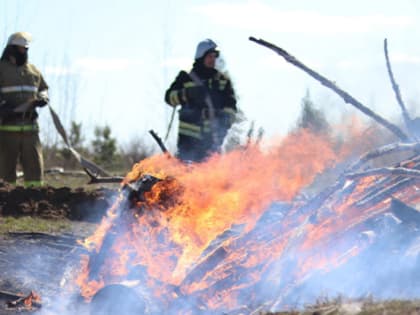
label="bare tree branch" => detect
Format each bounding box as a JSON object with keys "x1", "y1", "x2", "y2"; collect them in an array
[
  {"x1": 384, "y1": 38, "x2": 413, "y2": 134},
  {"x1": 249, "y1": 36, "x2": 409, "y2": 142}
]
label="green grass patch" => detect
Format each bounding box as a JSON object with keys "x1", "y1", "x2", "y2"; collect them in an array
[{"x1": 0, "y1": 216, "x2": 72, "y2": 234}]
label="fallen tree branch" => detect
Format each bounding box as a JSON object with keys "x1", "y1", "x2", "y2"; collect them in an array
[
  {"x1": 249, "y1": 36, "x2": 409, "y2": 142},
  {"x1": 384, "y1": 38, "x2": 413, "y2": 135}
]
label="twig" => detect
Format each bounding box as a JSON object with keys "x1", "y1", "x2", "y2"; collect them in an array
[
  {"x1": 384, "y1": 38, "x2": 413, "y2": 135},
  {"x1": 249, "y1": 36, "x2": 409, "y2": 142},
  {"x1": 245, "y1": 120, "x2": 255, "y2": 148},
  {"x1": 256, "y1": 127, "x2": 265, "y2": 146}
]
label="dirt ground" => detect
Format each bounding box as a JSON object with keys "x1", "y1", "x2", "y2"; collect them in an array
[{"x1": 0, "y1": 180, "x2": 116, "y2": 222}]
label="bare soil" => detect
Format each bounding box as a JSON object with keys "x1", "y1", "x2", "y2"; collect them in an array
[{"x1": 0, "y1": 180, "x2": 116, "y2": 222}]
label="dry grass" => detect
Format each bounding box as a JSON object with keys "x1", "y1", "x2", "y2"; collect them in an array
[
  {"x1": 0, "y1": 216, "x2": 72, "y2": 234},
  {"x1": 263, "y1": 298, "x2": 420, "y2": 315}
]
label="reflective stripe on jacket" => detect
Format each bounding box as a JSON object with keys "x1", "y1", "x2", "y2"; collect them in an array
[
  {"x1": 0, "y1": 60, "x2": 48, "y2": 125},
  {"x1": 0, "y1": 123, "x2": 39, "y2": 132},
  {"x1": 179, "y1": 121, "x2": 202, "y2": 139},
  {"x1": 0, "y1": 60, "x2": 48, "y2": 106}
]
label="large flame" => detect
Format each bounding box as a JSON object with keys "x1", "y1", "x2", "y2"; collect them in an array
[
  {"x1": 75, "y1": 126, "x2": 420, "y2": 312},
  {"x1": 77, "y1": 129, "x2": 337, "y2": 293}
]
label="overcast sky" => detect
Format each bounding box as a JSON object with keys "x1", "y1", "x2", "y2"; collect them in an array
[{"x1": 2, "y1": 0, "x2": 420, "y2": 150}]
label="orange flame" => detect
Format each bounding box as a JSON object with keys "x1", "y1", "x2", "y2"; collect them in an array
[
  {"x1": 23, "y1": 291, "x2": 41, "y2": 309},
  {"x1": 75, "y1": 124, "x2": 420, "y2": 312},
  {"x1": 77, "y1": 129, "x2": 341, "y2": 299}
]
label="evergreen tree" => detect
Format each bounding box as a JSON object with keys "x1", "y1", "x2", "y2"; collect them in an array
[
  {"x1": 91, "y1": 125, "x2": 118, "y2": 168},
  {"x1": 297, "y1": 90, "x2": 330, "y2": 135}
]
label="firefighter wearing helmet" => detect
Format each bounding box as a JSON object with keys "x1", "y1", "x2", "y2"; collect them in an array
[
  {"x1": 0, "y1": 32, "x2": 49, "y2": 186},
  {"x1": 165, "y1": 39, "x2": 237, "y2": 162}
]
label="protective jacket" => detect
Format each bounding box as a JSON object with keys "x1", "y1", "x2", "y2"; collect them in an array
[
  {"x1": 0, "y1": 59, "x2": 48, "y2": 127},
  {"x1": 165, "y1": 65, "x2": 237, "y2": 161},
  {"x1": 0, "y1": 59, "x2": 48, "y2": 186}
]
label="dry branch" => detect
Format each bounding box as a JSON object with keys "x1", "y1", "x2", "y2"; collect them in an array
[
  {"x1": 384, "y1": 38, "x2": 412, "y2": 133},
  {"x1": 348, "y1": 142, "x2": 420, "y2": 172},
  {"x1": 149, "y1": 129, "x2": 169, "y2": 154},
  {"x1": 346, "y1": 167, "x2": 420, "y2": 180},
  {"x1": 298, "y1": 143, "x2": 419, "y2": 214},
  {"x1": 249, "y1": 36, "x2": 409, "y2": 142}
]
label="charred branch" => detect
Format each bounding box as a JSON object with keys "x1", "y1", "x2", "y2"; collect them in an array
[
  {"x1": 149, "y1": 129, "x2": 169, "y2": 154},
  {"x1": 355, "y1": 177, "x2": 412, "y2": 207},
  {"x1": 348, "y1": 142, "x2": 420, "y2": 173},
  {"x1": 390, "y1": 198, "x2": 420, "y2": 226},
  {"x1": 6, "y1": 290, "x2": 42, "y2": 310},
  {"x1": 298, "y1": 145, "x2": 419, "y2": 215},
  {"x1": 249, "y1": 36, "x2": 409, "y2": 142},
  {"x1": 346, "y1": 167, "x2": 420, "y2": 180}
]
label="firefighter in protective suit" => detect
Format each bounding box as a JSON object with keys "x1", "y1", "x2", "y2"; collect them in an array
[
  {"x1": 0, "y1": 32, "x2": 49, "y2": 186},
  {"x1": 165, "y1": 39, "x2": 237, "y2": 162}
]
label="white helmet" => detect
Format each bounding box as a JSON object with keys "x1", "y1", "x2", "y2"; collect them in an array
[
  {"x1": 7, "y1": 32, "x2": 32, "y2": 48},
  {"x1": 194, "y1": 38, "x2": 219, "y2": 59}
]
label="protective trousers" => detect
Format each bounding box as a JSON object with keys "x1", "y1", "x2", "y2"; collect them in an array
[{"x1": 0, "y1": 130, "x2": 43, "y2": 186}]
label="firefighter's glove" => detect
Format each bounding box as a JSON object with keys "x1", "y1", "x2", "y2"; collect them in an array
[
  {"x1": 185, "y1": 86, "x2": 206, "y2": 104},
  {"x1": 32, "y1": 98, "x2": 48, "y2": 107}
]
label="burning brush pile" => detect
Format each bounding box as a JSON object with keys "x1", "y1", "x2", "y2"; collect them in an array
[
  {"x1": 31, "y1": 37, "x2": 416, "y2": 314},
  {"x1": 70, "y1": 126, "x2": 420, "y2": 315}
]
